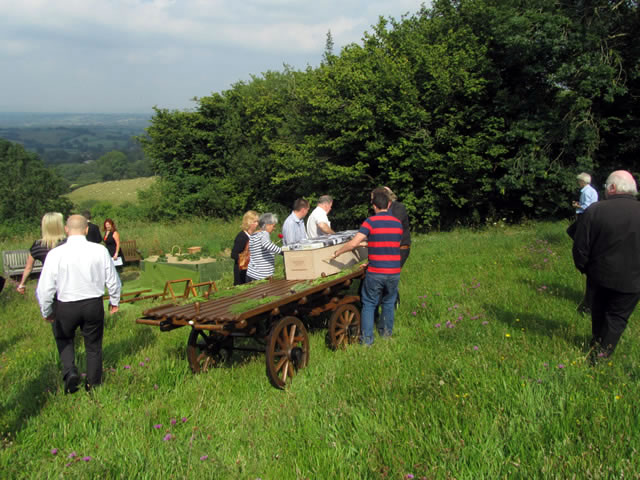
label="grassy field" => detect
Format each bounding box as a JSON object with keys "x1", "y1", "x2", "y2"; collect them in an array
[
  {"x1": 1, "y1": 220, "x2": 640, "y2": 478},
  {"x1": 65, "y1": 177, "x2": 156, "y2": 206}
]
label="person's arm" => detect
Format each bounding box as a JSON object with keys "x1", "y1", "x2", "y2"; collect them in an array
[
  {"x1": 230, "y1": 233, "x2": 246, "y2": 261},
  {"x1": 35, "y1": 254, "x2": 57, "y2": 319},
  {"x1": 113, "y1": 231, "x2": 121, "y2": 259},
  {"x1": 317, "y1": 222, "x2": 335, "y2": 235},
  {"x1": 17, "y1": 254, "x2": 35, "y2": 292},
  {"x1": 260, "y1": 232, "x2": 282, "y2": 254},
  {"x1": 332, "y1": 233, "x2": 367, "y2": 258},
  {"x1": 105, "y1": 249, "x2": 122, "y2": 311},
  {"x1": 572, "y1": 213, "x2": 591, "y2": 274}
]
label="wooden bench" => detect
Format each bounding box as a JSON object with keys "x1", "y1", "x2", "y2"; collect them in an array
[
  {"x1": 121, "y1": 240, "x2": 142, "y2": 263},
  {"x1": 2, "y1": 249, "x2": 42, "y2": 279}
]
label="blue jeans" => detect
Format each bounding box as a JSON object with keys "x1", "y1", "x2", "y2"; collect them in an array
[{"x1": 360, "y1": 273, "x2": 400, "y2": 345}]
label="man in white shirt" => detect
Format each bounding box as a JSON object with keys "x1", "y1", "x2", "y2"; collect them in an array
[
  {"x1": 281, "y1": 198, "x2": 310, "y2": 246},
  {"x1": 307, "y1": 195, "x2": 336, "y2": 238},
  {"x1": 37, "y1": 215, "x2": 121, "y2": 394}
]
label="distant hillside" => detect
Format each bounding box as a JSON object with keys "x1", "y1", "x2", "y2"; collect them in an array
[
  {"x1": 0, "y1": 112, "x2": 150, "y2": 128},
  {"x1": 65, "y1": 177, "x2": 156, "y2": 206},
  {"x1": 0, "y1": 112, "x2": 151, "y2": 165}
]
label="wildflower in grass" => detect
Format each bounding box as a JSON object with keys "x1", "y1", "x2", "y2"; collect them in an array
[
  {"x1": 505, "y1": 333, "x2": 511, "y2": 338},
  {"x1": 200, "y1": 455, "x2": 208, "y2": 461},
  {"x1": 181, "y1": 417, "x2": 188, "y2": 423},
  {"x1": 139, "y1": 362, "x2": 145, "y2": 367},
  {"x1": 470, "y1": 315, "x2": 479, "y2": 320},
  {"x1": 557, "y1": 364, "x2": 565, "y2": 369},
  {"x1": 473, "y1": 346, "x2": 479, "y2": 351},
  {"x1": 154, "y1": 384, "x2": 159, "y2": 390},
  {"x1": 51, "y1": 448, "x2": 58, "y2": 455},
  {"x1": 145, "y1": 357, "x2": 150, "y2": 362},
  {"x1": 124, "y1": 365, "x2": 131, "y2": 370},
  {"x1": 68, "y1": 451, "x2": 77, "y2": 459},
  {"x1": 543, "y1": 362, "x2": 549, "y2": 368},
  {"x1": 154, "y1": 424, "x2": 162, "y2": 429},
  {"x1": 163, "y1": 433, "x2": 172, "y2": 441},
  {"x1": 65, "y1": 463, "x2": 72, "y2": 467},
  {"x1": 615, "y1": 395, "x2": 621, "y2": 401},
  {"x1": 171, "y1": 418, "x2": 177, "y2": 425},
  {"x1": 434, "y1": 323, "x2": 441, "y2": 328},
  {"x1": 412, "y1": 311, "x2": 417, "y2": 316},
  {"x1": 82, "y1": 456, "x2": 91, "y2": 462},
  {"x1": 482, "y1": 321, "x2": 488, "y2": 325},
  {"x1": 405, "y1": 474, "x2": 415, "y2": 479},
  {"x1": 457, "y1": 315, "x2": 463, "y2": 321},
  {"x1": 421, "y1": 302, "x2": 426, "y2": 308}
]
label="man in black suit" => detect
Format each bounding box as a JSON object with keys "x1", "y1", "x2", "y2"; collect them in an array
[
  {"x1": 82, "y1": 211, "x2": 102, "y2": 244},
  {"x1": 573, "y1": 170, "x2": 640, "y2": 359}
]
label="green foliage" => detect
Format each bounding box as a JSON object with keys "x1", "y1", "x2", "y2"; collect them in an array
[
  {"x1": 0, "y1": 139, "x2": 72, "y2": 230},
  {"x1": 138, "y1": 0, "x2": 640, "y2": 230}
]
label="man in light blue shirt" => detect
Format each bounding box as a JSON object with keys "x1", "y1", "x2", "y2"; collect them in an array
[
  {"x1": 281, "y1": 198, "x2": 309, "y2": 246},
  {"x1": 573, "y1": 172, "x2": 599, "y2": 214}
]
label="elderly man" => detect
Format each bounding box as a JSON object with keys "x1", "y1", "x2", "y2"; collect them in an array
[
  {"x1": 307, "y1": 195, "x2": 335, "y2": 238},
  {"x1": 36, "y1": 214, "x2": 121, "y2": 393},
  {"x1": 333, "y1": 189, "x2": 403, "y2": 345},
  {"x1": 281, "y1": 198, "x2": 310, "y2": 246},
  {"x1": 573, "y1": 170, "x2": 640, "y2": 360}
]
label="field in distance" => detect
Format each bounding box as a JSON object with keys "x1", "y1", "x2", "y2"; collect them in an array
[{"x1": 65, "y1": 176, "x2": 156, "y2": 206}]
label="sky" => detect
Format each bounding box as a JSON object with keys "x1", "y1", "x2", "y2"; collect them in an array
[{"x1": 1, "y1": 0, "x2": 428, "y2": 114}]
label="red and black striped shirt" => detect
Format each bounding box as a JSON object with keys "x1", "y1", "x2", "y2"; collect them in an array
[{"x1": 359, "y1": 213, "x2": 403, "y2": 274}]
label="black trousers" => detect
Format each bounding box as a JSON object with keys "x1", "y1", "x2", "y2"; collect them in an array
[
  {"x1": 591, "y1": 286, "x2": 640, "y2": 355},
  {"x1": 52, "y1": 297, "x2": 104, "y2": 387}
]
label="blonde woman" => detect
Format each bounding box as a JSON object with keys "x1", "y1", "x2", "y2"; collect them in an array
[
  {"x1": 17, "y1": 212, "x2": 66, "y2": 293},
  {"x1": 231, "y1": 210, "x2": 259, "y2": 285}
]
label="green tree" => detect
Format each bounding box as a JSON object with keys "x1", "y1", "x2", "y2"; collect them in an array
[{"x1": 0, "y1": 138, "x2": 72, "y2": 227}]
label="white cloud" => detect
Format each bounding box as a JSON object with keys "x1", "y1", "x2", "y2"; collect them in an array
[{"x1": 0, "y1": 0, "x2": 429, "y2": 112}]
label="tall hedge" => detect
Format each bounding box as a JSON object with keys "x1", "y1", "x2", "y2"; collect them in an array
[{"x1": 140, "y1": 0, "x2": 640, "y2": 231}]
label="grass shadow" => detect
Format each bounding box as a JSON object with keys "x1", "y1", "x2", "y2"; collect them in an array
[
  {"x1": 103, "y1": 325, "x2": 157, "y2": 365},
  {"x1": 2, "y1": 364, "x2": 58, "y2": 435}
]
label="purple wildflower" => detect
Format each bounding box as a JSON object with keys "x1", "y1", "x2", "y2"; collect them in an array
[
  {"x1": 170, "y1": 418, "x2": 177, "y2": 425},
  {"x1": 543, "y1": 362, "x2": 549, "y2": 367},
  {"x1": 65, "y1": 463, "x2": 72, "y2": 467},
  {"x1": 457, "y1": 315, "x2": 463, "y2": 321},
  {"x1": 482, "y1": 321, "x2": 489, "y2": 325},
  {"x1": 434, "y1": 323, "x2": 441, "y2": 328},
  {"x1": 181, "y1": 417, "x2": 188, "y2": 423},
  {"x1": 82, "y1": 456, "x2": 92, "y2": 462},
  {"x1": 421, "y1": 302, "x2": 426, "y2": 308},
  {"x1": 139, "y1": 362, "x2": 145, "y2": 367},
  {"x1": 406, "y1": 475, "x2": 415, "y2": 479},
  {"x1": 124, "y1": 365, "x2": 131, "y2": 370},
  {"x1": 51, "y1": 448, "x2": 58, "y2": 455},
  {"x1": 473, "y1": 346, "x2": 479, "y2": 351},
  {"x1": 68, "y1": 451, "x2": 77, "y2": 459},
  {"x1": 154, "y1": 424, "x2": 162, "y2": 429},
  {"x1": 163, "y1": 433, "x2": 172, "y2": 441},
  {"x1": 412, "y1": 311, "x2": 417, "y2": 316},
  {"x1": 557, "y1": 364, "x2": 565, "y2": 369},
  {"x1": 200, "y1": 455, "x2": 208, "y2": 461}
]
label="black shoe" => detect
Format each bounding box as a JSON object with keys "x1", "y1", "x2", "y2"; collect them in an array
[{"x1": 65, "y1": 373, "x2": 80, "y2": 394}]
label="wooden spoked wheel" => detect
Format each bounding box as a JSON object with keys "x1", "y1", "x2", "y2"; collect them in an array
[
  {"x1": 266, "y1": 316, "x2": 309, "y2": 389},
  {"x1": 328, "y1": 304, "x2": 361, "y2": 350},
  {"x1": 187, "y1": 329, "x2": 233, "y2": 373}
]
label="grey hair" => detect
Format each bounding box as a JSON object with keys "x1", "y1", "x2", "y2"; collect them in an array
[
  {"x1": 317, "y1": 195, "x2": 333, "y2": 205},
  {"x1": 576, "y1": 172, "x2": 592, "y2": 184},
  {"x1": 258, "y1": 213, "x2": 278, "y2": 229},
  {"x1": 606, "y1": 171, "x2": 638, "y2": 195}
]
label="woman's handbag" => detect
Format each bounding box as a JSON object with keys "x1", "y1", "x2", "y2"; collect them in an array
[{"x1": 238, "y1": 242, "x2": 250, "y2": 270}]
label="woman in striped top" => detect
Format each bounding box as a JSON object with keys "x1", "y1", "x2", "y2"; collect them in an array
[
  {"x1": 246, "y1": 213, "x2": 282, "y2": 282},
  {"x1": 17, "y1": 212, "x2": 66, "y2": 293}
]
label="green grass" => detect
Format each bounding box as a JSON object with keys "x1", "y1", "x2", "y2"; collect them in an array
[
  {"x1": 65, "y1": 177, "x2": 156, "y2": 206},
  {"x1": 1, "y1": 220, "x2": 640, "y2": 478}
]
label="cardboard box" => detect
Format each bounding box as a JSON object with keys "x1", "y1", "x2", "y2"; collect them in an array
[{"x1": 284, "y1": 244, "x2": 367, "y2": 280}]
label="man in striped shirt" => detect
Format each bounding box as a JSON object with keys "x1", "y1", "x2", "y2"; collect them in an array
[{"x1": 332, "y1": 189, "x2": 403, "y2": 345}]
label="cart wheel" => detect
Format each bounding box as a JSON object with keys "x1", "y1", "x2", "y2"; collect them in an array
[
  {"x1": 187, "y1": 330, "x2": 233, "y2": 373},
  {"x1": 328, "y1": 304, "x2": 361, "y2": 350},
  {"x1": 266, "y1": 316, "x2": 309, "y2": 389}
]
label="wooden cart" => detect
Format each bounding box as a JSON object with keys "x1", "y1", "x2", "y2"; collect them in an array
[{"x1": 136, "y1": 268, "x2": 365, "y2": 388}]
